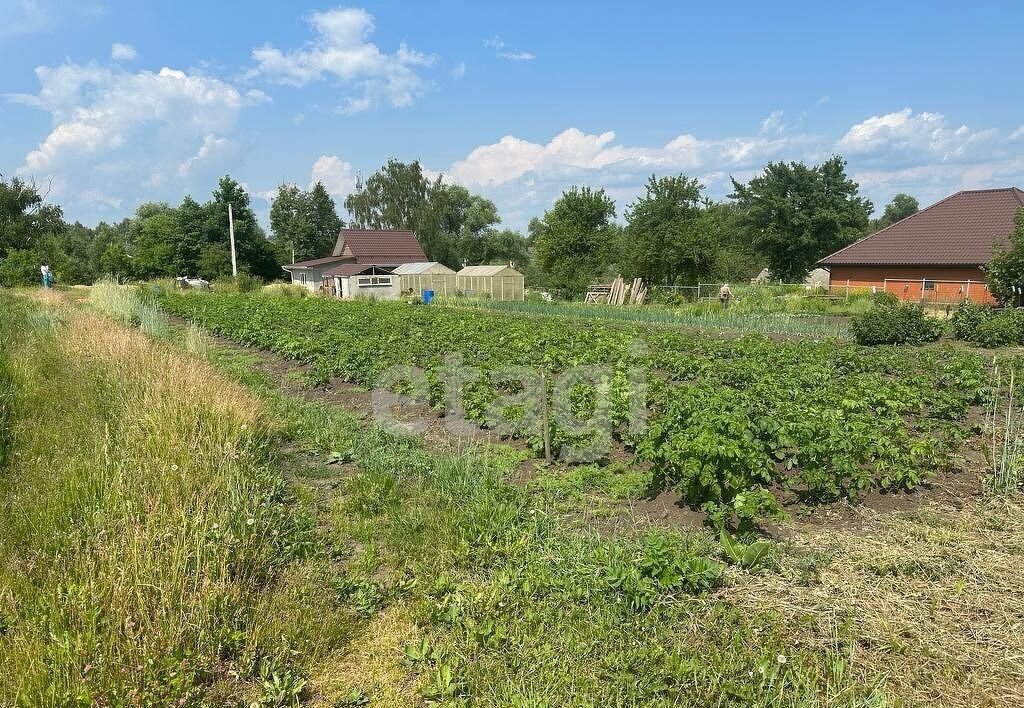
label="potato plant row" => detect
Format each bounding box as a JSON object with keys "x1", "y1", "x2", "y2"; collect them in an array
[{"x1": 158, "y1": 292, "x2": 990, "y2": 523}]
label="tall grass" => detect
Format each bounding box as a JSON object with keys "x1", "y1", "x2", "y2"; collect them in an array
[
  {"x1": 88, "y1": 278, "x2": 169, "y2": 336},
  {"x1": 987, "y1": 366, "x2": 1024, "y2": 494},
  {"x1": 0, "y1": 291, "x2": 323, "y2": 704}
]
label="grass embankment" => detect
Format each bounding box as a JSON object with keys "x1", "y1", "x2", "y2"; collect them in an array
[
  {"x1": 0, "y1": 291, "x2": 325, "y2": 704},
  {"x1": 3, "y1": 286, "x2": 1022, "y2": 706}
]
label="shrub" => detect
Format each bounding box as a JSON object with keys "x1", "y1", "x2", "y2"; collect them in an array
[
  {"x1": 262, "y1": 283, "x2": 308, "y2": 298},
  {"x1": 951, "y1": 301, "x2": 995, "y2": 341},
  {"x1": 970, "y1": 312, "x2": 1024, "y2": 347},
  {"x1": 871, "y1": 291, "x2": 899, "y2": 307},
  {"x1": 851, "y1": 303, "x2": 945, "y2": 345},
  {"x1": 214, "y1": 273, "x2": 263, "y2": 293}
]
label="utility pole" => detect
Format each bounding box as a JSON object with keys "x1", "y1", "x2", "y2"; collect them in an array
[{"x1": 228, "y1": 203, "x2": 238, "y2": 277}]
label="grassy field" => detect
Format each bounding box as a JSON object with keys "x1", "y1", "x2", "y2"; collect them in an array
[{"x1": 1, "y1": 285, "x2": 1022, "y2": 706}]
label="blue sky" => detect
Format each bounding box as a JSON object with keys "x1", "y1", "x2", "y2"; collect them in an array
[{"x1": 2, "y1": 0, "x2": 1022, "y2": 231}]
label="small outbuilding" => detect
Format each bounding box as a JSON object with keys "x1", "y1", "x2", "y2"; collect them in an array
[
  {"x1": 456, "y1": 264, "x2": 525, "y2": 301},
  {"x1": 282, "y1": 228, "x2": 428, "y2": 294},
  {"x1": 393, "y1": 262, "x2": 457, "y2": 297},
  {"x1": 324, "y1": 264, "x2": 402, "y2": 300}
]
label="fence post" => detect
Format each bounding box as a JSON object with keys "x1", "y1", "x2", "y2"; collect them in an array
[
  {"x1": 540, "y1": 369, "x2": 552, "y2": 464},
  {"x1": 966, "y1": 279, "x2": 971, "y2": 301},
  {"x1": 845, "y1": 279, "x2": 850, "y2": 302}
]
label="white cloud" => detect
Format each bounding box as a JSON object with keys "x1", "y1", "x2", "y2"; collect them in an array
[
  {"x1": 1011, "y1": 126, "x2": 1024, "y2": 141},
  {"x1": 110, "y1": 43, "x2": 138, "y2": 62},
  {"x1": 0, "y1": 0, "x2": 52, "y2": 37},
  {"x1": 836, "y1": 108, "x2": 997, "y2": 162},
  {"x1": 310, "y1": 154, "x2": 356, "y2": 198},
  {"x1": 446, "y1": 127, "x2": 806, "y2": 189},
  {"x1": 452, "y1": 62, "x2": 466, "y2": 79},
  {"x1": 178, "y1": 134, "x2": 233, "y2": 177},
  {"x1": 483, "y1": 36, "x2": 535, "y2": 61},
  {"x1": 248, "y1": 7, "x2": 436, "y2": 113},
  {"x1": 9, "y1": 60, "x2": 266, "y2": 218},
  {"x1": 438, "y1": 113, "x2": 1024, "y2": 229}
]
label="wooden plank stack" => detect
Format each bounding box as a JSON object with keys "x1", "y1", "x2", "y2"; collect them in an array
[{"x1": 600, "y1": 276, "x2": 647, "y2": 306}]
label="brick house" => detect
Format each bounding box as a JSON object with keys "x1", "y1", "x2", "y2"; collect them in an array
[{"x1": 818, "y1": 188, "x2": 1024, "y2": 303}]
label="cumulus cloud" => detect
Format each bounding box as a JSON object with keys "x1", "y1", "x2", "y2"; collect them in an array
[
  {"x1": 310, "y1": 154, "x2": 356, "y2": 197},
  {"x1": 837, "y1": 108, "x2": 998, "y2": 163},
  {"x1": 439, "y1": 112, "x2": 1024, "y2": 229},
  {"x1": 9, "y1": 60, "x2": 267, "y2": 218},
  {"x1": 248, "y1": 7, "x2": 436, "y2": 113},
  {"x1": 452, "y1": 62, "x2": 466, "y2": 79},
  {"x1": 446, "y1": 127, "x2": 806, "y2": 189},
  {"x1": 110, "y1": 43, "x2": 138, "y2": 61},
  {"x1": 483, "y1": 36, "x2": 535, "y2": 61}
]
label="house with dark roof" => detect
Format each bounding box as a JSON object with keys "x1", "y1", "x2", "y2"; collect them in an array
[
  {"x1": 818, "y1": 188, "x2": 1024, "y2": 303},
  {"x1": 281, "y1": 228, "x2": 427, "y2": 296}
]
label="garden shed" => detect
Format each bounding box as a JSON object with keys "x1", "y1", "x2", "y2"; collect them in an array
[
  {"x1": 456, "y1": 264, "x2": 525, "y2": 301},
  {"x1": 324, "y1": 264, "x2": 402, "y2": 300},
  {"x1": 393, "y1": 262, "x2": 457, "y2": 297}
]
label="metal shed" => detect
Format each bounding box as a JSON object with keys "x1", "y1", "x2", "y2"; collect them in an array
[
  {"x1": 456, "y1": 264, "x2": 525, "y2": 301},
  {"x1": 393, "y1": 262, "x2": 458, "y2": 297}
]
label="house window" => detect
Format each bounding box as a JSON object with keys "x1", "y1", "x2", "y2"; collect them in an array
[
  {"x1": 923, "y1": 280, "x2": 936, "y2": 291},
  {"x1": 357, "y1": 276, "x2": 393, "y2": 288},
  {"x1": 299, "y1": 272, "x2": 307, "y2": 284}
]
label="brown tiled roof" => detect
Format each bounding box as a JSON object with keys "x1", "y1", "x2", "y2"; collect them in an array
[
  {"x1": 322, "y1": 263, "x2": 395, "y2": 277},
  {"x1": 331, "y1": 229, "x2": 427, "y2": 264},
  {"x1": 282, "y1": 255, "x2": 351, "y2": 269},
  {"x1": 818, "y1": 188, "x2": 1024, "y2": 266}
]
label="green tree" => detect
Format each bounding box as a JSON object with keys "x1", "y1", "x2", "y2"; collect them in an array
[
  {"x1": 624, "y1": 175, "x2": 715, "y2": 285},
  {"x1": 533, "y1": 186, "x2": 618, "y2": 297},
  {"x1": 173, "y1": 196, "x2": 208, "y2": 276},
  {"x1": 704, "y1": 202, "x2": 764, "y2": 282},
  {"x1": 984, "y1": 209, "x2": 1024, "y2": 305},
  {"x1": 345, "y1": 159, "x2": 430, "y2": 231},
  {"x1": 0, "y1": 175, "x2": 68, "y2": 285},
  {"x1": 730, "y1": 156, "x2": 872, "y2": 282},
  {"x1": 270, "y1": 184, "x2": 314, "y2": 263},
  {"x1": 880, "y1": 193, "x2": 919, "y2": 227},
  {"x1": 477, "y1": 228, "x2": 530, "y2": 268},
  {"x1": 129, "y1": 202, "x2": 180, "y2": 278},
  {"x1": 270, "y1": 182, "x2": 342, "y2": 263},
  {"x1": 344, "y1": 160, "x2": 511, "y2": 268},
  {"x1": 203, "y1": 176, "x2": 280, "y2": 281},
  {"x1": 0, "y1": 175, "x2": 64, "y2": 255},
  {"x1": 306, "y1": 182, "x2": 342, "y2": 257},
  {"x1": 430, "y1": 184, "x2": 501, "y2": 266}
]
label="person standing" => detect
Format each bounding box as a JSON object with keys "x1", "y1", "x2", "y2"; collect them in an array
[
  {"x1": 40, "y1": 264, "x2": 50, "y2": 289},
  {"x1": 718, "y1": 282, "x2": 732, "y2": 309}
]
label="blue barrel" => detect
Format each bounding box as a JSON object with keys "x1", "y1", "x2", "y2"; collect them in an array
[{"x1": 423, "y1": 289, "x2": 434, "y2": 305}]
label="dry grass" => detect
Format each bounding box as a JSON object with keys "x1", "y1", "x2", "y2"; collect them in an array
[
  {"x1": 308, "y1": 604, "x2": 423, "y2": 706},
  {"x1": 724, "y1": 500, "x2": 1024, "y2": 707},
  {"x1": 0, "y1": 290, "x2": 285, "y2": 703}
]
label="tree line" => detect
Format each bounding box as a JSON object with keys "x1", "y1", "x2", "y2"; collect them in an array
[{"x1": 1, "y1": 155, "x2": 919, "y2": 293}]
